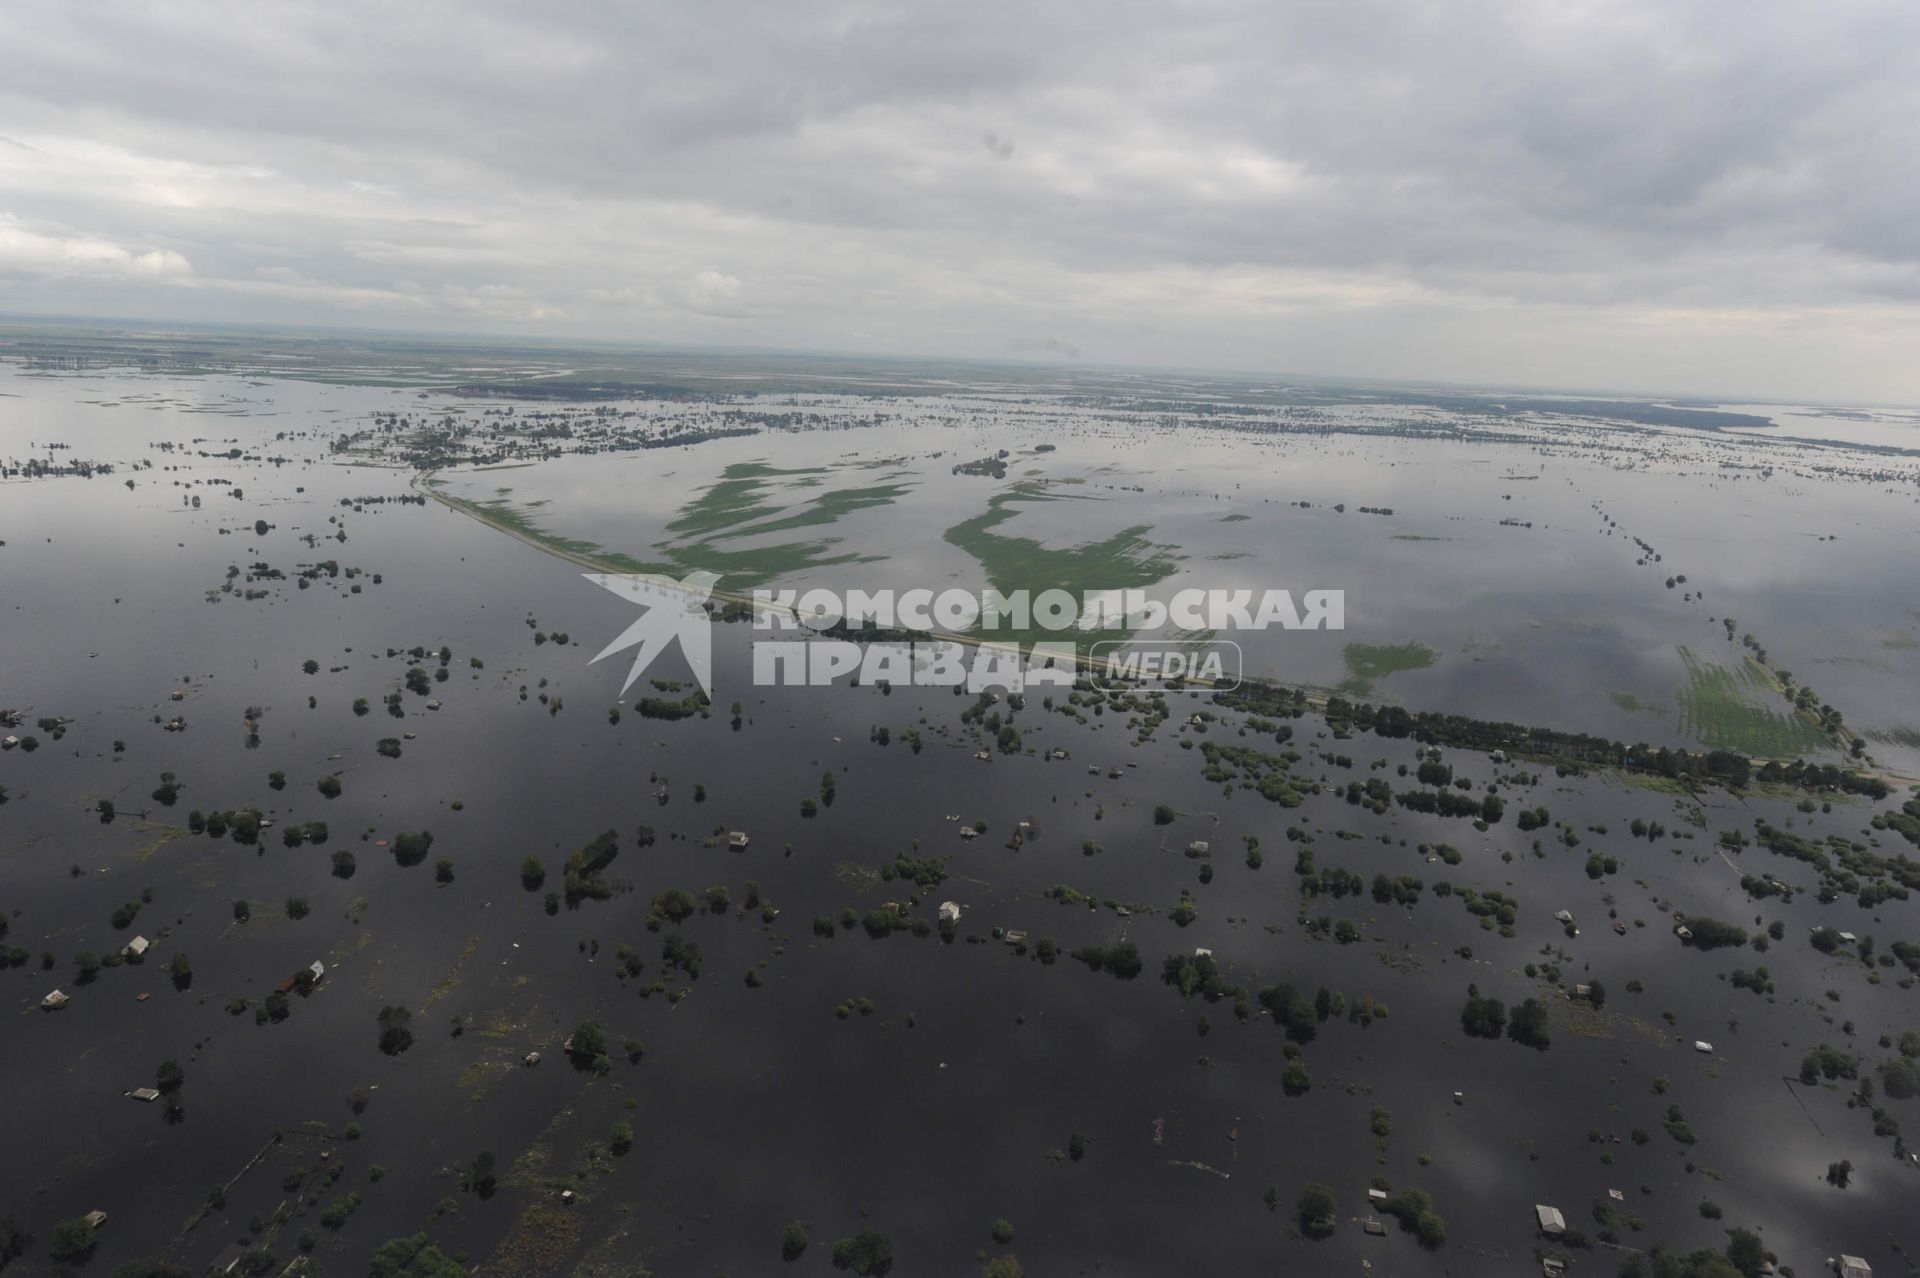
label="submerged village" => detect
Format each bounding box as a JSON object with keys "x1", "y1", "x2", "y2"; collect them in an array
[{"x1": 2, "y1": 334, "x2": 1919, "y2": 1278}]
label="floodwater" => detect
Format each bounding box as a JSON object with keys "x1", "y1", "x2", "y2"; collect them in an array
[
  {"x1": 428, "y1": 386, "x2": 1920, "y2": 769},
  {"x1": 1, "y1": 359, "x2": 1916, "y2": 1277}
]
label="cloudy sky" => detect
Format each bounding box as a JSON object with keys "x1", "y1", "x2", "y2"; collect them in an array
[{"x1": 3, "y1": 0, "x2": 1918, "y2": 400}]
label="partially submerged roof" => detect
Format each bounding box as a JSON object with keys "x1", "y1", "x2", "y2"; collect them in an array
[
  {"x1": 1535, "y1": 1204, "x2": 1566, "y2": 1235},
  {"x1": 209, "y1": 1242, "x2": 250, "y2": 1275}
]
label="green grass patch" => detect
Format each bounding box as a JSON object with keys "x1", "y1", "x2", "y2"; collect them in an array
[
  {"x1": 943, "y1": 484, "x2": 1177, "y2": 646},
  {"x1": 661, "y1": 461, "x2": 829, "y2": 539},
  {"x1": 1337, "y1": 642, "x2": 1437, "y2": 696},
  {"x1": 437, "y1": 458, "x2": 912, "y2": 589},
  {"x1": 1673, "y1": 646, "x2": 1831, "y2": 757},
  {"x1": 650, "y1": 461, "x2": 912, "y2": 586}
]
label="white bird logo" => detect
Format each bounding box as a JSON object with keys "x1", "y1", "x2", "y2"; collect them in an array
[{"x1": 584, "y1": 571, "x2": 721, "y2": 697}]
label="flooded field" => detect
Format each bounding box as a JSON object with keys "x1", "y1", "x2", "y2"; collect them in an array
[{"x1": 2, "y1": 336, "x2": 1919, "y2": 1278}]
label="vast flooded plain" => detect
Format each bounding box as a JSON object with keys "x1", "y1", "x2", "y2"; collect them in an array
[{"x1": 2, "y1": 332, "x2": 1919, "y2": 1278}]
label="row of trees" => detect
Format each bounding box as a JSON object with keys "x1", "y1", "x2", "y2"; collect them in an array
[{"x1": 1219, "y1": 680, "x2": 1889, "y2": 797}]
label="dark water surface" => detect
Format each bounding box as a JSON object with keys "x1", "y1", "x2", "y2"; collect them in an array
[{"x1": 1, "y1": 363, "x2": 1915, "y2": 1277}]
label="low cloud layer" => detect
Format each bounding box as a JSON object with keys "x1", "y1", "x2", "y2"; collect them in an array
[{"x1": 2, "y1": 0, "x2": 1917, "y2": 400}]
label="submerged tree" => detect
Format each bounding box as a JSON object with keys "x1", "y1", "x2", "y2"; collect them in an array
[
  {"x1": 368, "y1": 1234, "x2": 463, "y2": 1278},
  {"x1": 1297, "y1": 1183, "x2": 1337, "y2": 1238},
  {"x1": 1507, "y1": 997, "x2": 1551, "y2": 1050},
  {"x1": 830, "y1": 1227, "x2": 894, "y2": 1275},
  {"x1": 1460, "y1": 985, "x2": 1507, "y2": 1039},
  {"x1": 377, "y1": 1005, "x2": 414, "y2": 1055}
]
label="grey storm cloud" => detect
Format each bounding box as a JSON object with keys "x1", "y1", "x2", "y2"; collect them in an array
[{"x1": 1, "y1": 0, "x2": 1918, "y2": 400}]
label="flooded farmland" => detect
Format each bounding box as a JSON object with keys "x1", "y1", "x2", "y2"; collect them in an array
[{"x1": 2, "y1": 335, "x2": 1919, "y2": 1278}]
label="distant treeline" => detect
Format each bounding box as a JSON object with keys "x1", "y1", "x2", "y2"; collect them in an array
[
  {"x1": 453, "y1": 380, "x2": 699, "y2": 400},
  {"x1": 1412, "y1": 396, "x2": 1776, "y2": 433},
  {"x1": 2, "y1": 457, "x2": 118, "y2": 478}
]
